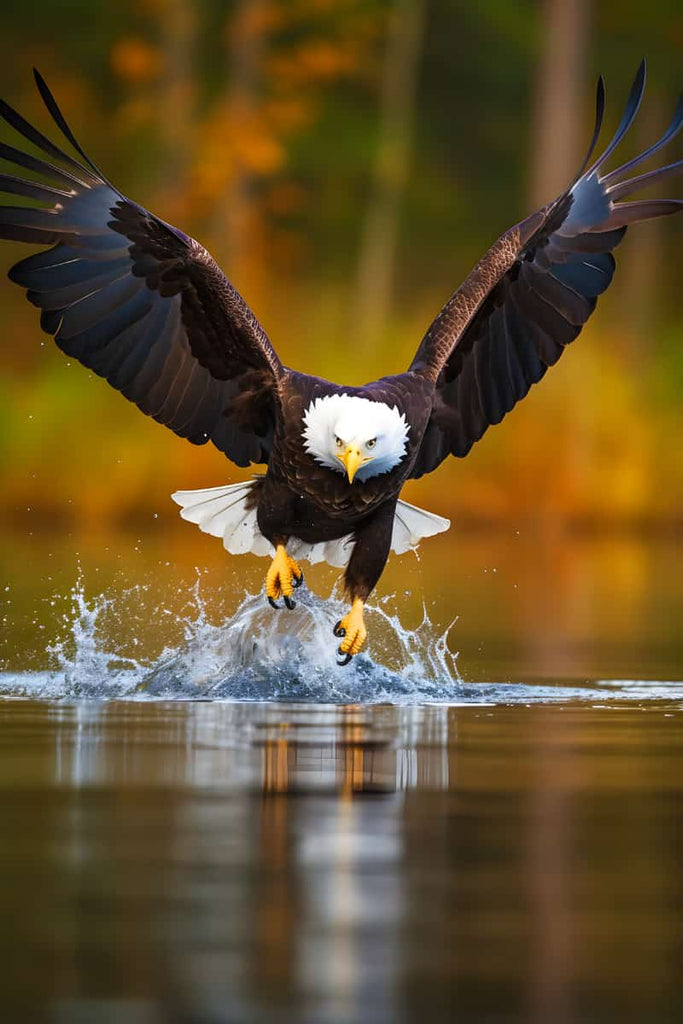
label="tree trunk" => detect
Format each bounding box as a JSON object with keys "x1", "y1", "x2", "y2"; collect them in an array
[
  {"x1": 529, "y1": 0, "x2": 590, "y2": 208},
  {"x1": 353, "y1": 0, "x2": 426, "y2": 348},
  {"x1": 529, "y1": 0, "x2": 591, "y2": 514},
  {"x1": 158, "y1": 0, "x2": 197, "y2": 201},
  {"x1": 222, "y1": 0, "x2": 267, "y2": 295},
  {"x1": 616, "y1": 92, "x2": 666, "y2": 353}
]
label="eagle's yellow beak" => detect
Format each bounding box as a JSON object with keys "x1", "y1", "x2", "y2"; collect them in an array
[{"x1": 338, "y1": 444, "x2": 365, "y2": 484}]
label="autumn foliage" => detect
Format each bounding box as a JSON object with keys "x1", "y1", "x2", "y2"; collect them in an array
[{"x1": 0, "y1": 0, "x2": 681, "y2": 535}]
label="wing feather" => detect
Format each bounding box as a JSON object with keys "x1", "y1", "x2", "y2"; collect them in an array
[
  {"x1": 409, "y1": 62, "x2": 682, "y2": 477},
  {"x1": 0, "y1": 72, "x2": 282, "y2": 468}
]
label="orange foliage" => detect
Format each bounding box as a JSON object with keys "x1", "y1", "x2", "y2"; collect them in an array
[
  {"x1": 190, "y1": 99, "x2": 286, "y2": 203},
  {"x1": 0, "y1": 2, "x2": 681, "y2": 536},
  {"x1": 110, "y1": 38, "x2": 163, "y2": 84},
  {"x1": 270, "y1": 39, "x2": 359, "y2": 85},
  {"x1": 265, "y1": 182, "x2": 307, "y2": 215},
  {"x1": 228, "y1": 0, "x2": 284, "y2": 42}
]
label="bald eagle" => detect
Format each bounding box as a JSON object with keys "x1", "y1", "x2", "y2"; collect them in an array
[{"x1": 1, "y1": 64, "x2": 681, "y2": 664}]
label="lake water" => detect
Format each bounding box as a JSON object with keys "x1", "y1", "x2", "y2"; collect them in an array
[
  {"x1": 1, "y1": 528, "x2": 682, "y2": 1022},
  {"x1": 1, "y1": 699, "x2": 682, "y2": 1023}
]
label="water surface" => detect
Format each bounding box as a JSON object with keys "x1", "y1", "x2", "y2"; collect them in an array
[
  {"x1": 1, "y1": 528, "x2": 682, "y2": 1022},
  {"x1": 1, "y1": 698, "x2": 682, "y2": 1023}
]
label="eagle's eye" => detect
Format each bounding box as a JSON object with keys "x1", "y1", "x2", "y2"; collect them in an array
[
  {"x1": 366, "y1": 438, "x2": 377, "y2": 450},
  {"x1": 335, "y1": 435, "x2": 344, "y2": 449}
]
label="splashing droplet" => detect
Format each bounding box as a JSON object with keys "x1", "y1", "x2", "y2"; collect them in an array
[{"x1": 4, "y1": 573, "x2": 461, "y2": 703}]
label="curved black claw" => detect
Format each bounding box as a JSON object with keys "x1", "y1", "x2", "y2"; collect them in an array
[
  {"x1": 336, "y1": 647, "x2": 353, "y2": 667},
  {"x1": 292, "y1": 572, "x2": 304, "y2": 589},
  {"x1": 284, "y1": 595, "x2": 296, "y2": 610},
  {"x1": 333, "y1": 620, "x2": 346, "y2": 639},
  {"x1": 268, "y1": 596, "x2": 280, "y2": 610}
]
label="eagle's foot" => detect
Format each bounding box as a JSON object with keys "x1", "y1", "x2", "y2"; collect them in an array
[
  {"x1": 333, "y1": 598, "x2": 367, "y2": 665},
  {"x1": 266, "y1": 546, "x2": 302, "y2": 609}
]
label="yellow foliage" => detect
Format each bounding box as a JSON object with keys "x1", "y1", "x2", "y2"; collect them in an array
[{"x1": 2, "y1": 310, "x2": 680, "y2": 533}]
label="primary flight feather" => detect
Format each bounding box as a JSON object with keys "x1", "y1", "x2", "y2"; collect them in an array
[{"x1": 1, "y1": 63, "x2": 681, "y2": 662}]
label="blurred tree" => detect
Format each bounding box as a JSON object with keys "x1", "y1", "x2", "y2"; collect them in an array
[
  {"x1": 617, "y1": 92, "x2": 667, "y2": 351},
  {"x1": 158, "y1": 0, "x2": 198, "y2": 201},
  {"x1": 528, "y1": 0, "x2": 592, "y2": 520},
  {"x1": 353, "y1": 0, "x2": 425, "y2": 347},
  {"x1": 0, "y1": 0, "x2": 680, "y2": 527},
  {"x1": 529, "y1": 0, "x2": 590, "y2": 207},
  {"x1": 221, "y1": 0, "x2": 271, "y2": 296}
]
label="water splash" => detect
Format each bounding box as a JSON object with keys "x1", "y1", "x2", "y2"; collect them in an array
[
  {"x1": 4, "y1": 574, "x2": 462, "y2": 703},
  {"x1": 139, "y1": 584, "x2": 460, "y2": 702},
  {"x1": 5, "y1": 575, "x2": 679, "y2": 705},
  {"x1": 46, "y1": 571, "x2": 145, "y2": 698}
]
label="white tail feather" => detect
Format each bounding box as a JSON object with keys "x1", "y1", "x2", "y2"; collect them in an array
[
  {"x1": 171, "y1": 481, "x2": 450, "y2": 567},
  {"x1": 390, "y1": 499, "x2": 451, "y2": 554}
]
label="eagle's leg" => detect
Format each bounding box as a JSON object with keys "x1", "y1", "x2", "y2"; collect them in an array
[
  {"x1": 334, "y1": 501, "x2": 395, "y2": 664},
  {"x1": 266, "y1": 544, "x2": 303, "y2": 610}
]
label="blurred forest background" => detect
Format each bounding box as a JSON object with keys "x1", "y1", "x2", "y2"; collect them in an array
[{"x1": 0, "y1": 0, "x2": 681, "y2": 534}]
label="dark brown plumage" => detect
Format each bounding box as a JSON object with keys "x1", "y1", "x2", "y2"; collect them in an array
[{"x1": 1, "y1": 63, "x2": 681, "y2": 661}]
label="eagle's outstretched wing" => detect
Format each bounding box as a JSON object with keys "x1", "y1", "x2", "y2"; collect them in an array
[
  {"x1": 0, "y1": 71, "x2": 283, "y2": 466},
  {"x1": 408, "y1": 61, "x2": 683, "y2": 478}
]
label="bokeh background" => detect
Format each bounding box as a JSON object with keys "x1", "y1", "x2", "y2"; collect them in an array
[{"x1": 0, "y1": 0, "x2": 681, "y2": 680}]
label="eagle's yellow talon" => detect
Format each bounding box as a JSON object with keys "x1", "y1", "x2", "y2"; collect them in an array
[
  {"x1": 336, "y1": 598, "x2": 367, "y2": 656},
  {"x1": 266, "y1": 545, "x2": 302, "y2": 607}
]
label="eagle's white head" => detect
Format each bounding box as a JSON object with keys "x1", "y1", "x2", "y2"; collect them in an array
[{"x1": 302, "y1": 394, "x2": 410, "y2": 483}]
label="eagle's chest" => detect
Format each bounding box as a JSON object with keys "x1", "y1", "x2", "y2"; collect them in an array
[
  {"x1": 270, "y1": 371, "x2": 432, "y2": 520},
  {"x1": 277, "y1": 437, "x2": 393, "y2": 521}
]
